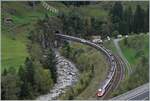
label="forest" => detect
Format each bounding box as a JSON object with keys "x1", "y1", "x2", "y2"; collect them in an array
[{"x1": 1, "y1": 1, "x2": 149, "y2": 100}]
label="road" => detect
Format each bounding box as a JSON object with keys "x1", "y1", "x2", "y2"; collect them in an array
[
  {"x1": 111, "y1": 83, "x2": 149, "y2": 100},
  {"x1": 113, "y1": 38, "x2": 132, "y2": 76}
]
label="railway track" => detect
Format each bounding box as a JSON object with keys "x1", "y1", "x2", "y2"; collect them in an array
[
  {"x1": 97, "y1": 54, "x2": 125, "y2": 100},
  {"x1": 41, "y1": 2, "x2": 126, "y2": 99},
  {"x1": 55, "y1": 33, "x2": 126, "y2": 99},
  {"x1": 96, "y1": 54, "x2": 125, "y2": 100}
]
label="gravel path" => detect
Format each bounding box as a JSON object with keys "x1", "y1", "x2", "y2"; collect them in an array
[
  {"x1": 37, "y1": 50, "x2": 79, "y2": 100},
  {"x1": 113, "y1": 38, "x2": 132, "y2": 76}
]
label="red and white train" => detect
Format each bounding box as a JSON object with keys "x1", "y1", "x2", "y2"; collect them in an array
[
  {"x1": 96, "y1": 49, "x2": 117, "y2": 97},
  {"x1": 55, "y1": 33, "x2": 117, "y2": 97}
]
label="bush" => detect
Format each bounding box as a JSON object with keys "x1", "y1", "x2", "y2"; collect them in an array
[
  {"x1": 1, "y1": 69, "x2": 21, "y2": 100},
  {"x1": 60, "y1": 42, "x2": 108, "y2": 99}
]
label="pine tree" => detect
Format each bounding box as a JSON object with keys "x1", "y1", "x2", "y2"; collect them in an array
[
  {"x1": 46, "y1": 48, "x2": 57, "y2": 83},
  {"x1": 18, "y1": 58, "x2": 35, "y2": 99},
  {"x1": 34, "y1": 65, "x2": 53, "y2": 94},
  {"x1": 2, "y1": 68, "x2": 8, "y2": 76},
  {"x1": 91, "y1": 17, "x2": 103, "y2": 35},
  {"x1": 84, "y1": 17, "x2": 92, "y2": 36},
  {"x1": 24, "y1": 57, "x2": 35, "y2": 85},
  {"x1": 1, "y1": 72, "x2": 21, "y2": 100},
  {"x1": 124, "y1": 6, "x2": 133, "y2": 34},
  {"x1": 118, "y1": 21, "x2": 128, "y2": 35},
  {"x1": 133, "y1": 5, "x2": 145, "y2": 33},
  {"x1": 110, "y1": 2, "x2": 124, "y2": 33},
  {"x1": 111, "y1": 2, "x2": 123, "y2": 23},
  {"x1": 144, "y1": 6, "x2": 149, "y2": 32}
]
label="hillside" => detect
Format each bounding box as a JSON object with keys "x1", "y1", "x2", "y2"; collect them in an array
[
  {"x1": 59, "y1": 42, "x2": 109, "y2": 100},
  {"x1": 1, "y1": 1, "x2": 55, "y2": 71},
  {"x1": 1, "y1": 1, "x2": 149, "y2": 100},
  {"x1": 111, "y1": 34, "x2": 149, "y2": 97}
]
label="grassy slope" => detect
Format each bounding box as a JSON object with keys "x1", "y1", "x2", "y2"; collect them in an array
[
  {"x1": 37, "y1": 1, "x2": 149, "y2": 98},
  {"x1": 103, "y1": 40, "x2": 117, "y2": 53},
  {"x1": 123, "y1": 1, "x2": 149, "y2": 11},
  {"x1": 71, "y1": 43, "x2": 109, "y2": 100},
  {"x1": 110, "y1": 34, "x2": 149, "y2": 97},
  {"x1": 1, "y1": 34, "x2": 28, "y2": 70},
  {"x1": 77, "y1": 4, "x2": 108, "y2": 20},
  {"x1": 119, "y1": 34, "x2": 149, "y2": 66},
  {"x1": 1, "y1": 2, "x2": 54, "y2": 24},
  {"x1": 77, "y1": 1, "x2": 148, "y2": 20},
  {"x1": 1, "y1": 1, "x2": 54, "y2": 71}
]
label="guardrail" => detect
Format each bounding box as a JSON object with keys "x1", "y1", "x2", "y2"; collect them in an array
[{"x1": 111, "y1": 83, "x2": 149, "y2": 100}]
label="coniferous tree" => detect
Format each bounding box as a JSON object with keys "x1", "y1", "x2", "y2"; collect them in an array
[
  {"x1": 144, "y1": 6, "x2": 149, "y2": 32},
  {"x1": 18, "y1": 58, "x2": 35, "y2": 99},
  {"x1": 46, "y1": 48, "x2": 57, "y2": 83},
  {"x1": 124, "y1": 6, "x2": 133, "y2": 34},
  {"x1": 84, "y1": 17, "x2": 92, "y2": 36},
  {"x1": 91, "y1": 17, "x2": 103, "y2": 35},
  {"x1": 34, "y1": 65, "x2": 53, "y2": 94},
  {"x1": 118, "y1": 21, "x2": 128, "y2": 35},
  {"x1": 24, "y1": 57, "x2": 35, "y2": 85},
  {"x1": 2, "y1": 72, "x2": 21, "y2": 100},
  {"x1": 32, "y1": 14, "x2": 62, "y2": 49},
  {"x1": 133, "y1": 5, "x2": 145, "y2": 33},
  {"x1": 110, "y1": 2, "x2": 123, "y2": 34},
  {"x1": 111, "y1": 2, "x2": 123, "y2": 23},
  {"x1": 2, "y1": 68, "x2": 8, "y2": 76}
]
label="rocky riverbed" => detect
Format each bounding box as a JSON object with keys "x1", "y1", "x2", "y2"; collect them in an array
[{"x1": 37, "y1": 51, "x2": 79, "y2": 100}]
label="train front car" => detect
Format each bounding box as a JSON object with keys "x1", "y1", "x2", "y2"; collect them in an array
[{"x1": 96, "y1": 88, "x2": 105, "y2": 97}]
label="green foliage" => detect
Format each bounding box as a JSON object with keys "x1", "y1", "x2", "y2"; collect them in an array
[
  {"x1": 1, "y1": 70, "x2": 21, "y2": 100},
  {"x1": 110, "y1": 2, "x2": 123, "y2": 23},
  {"x1": 112, "y1": 30, "x2": 119, "y2": 37},
  {"x1": 123, "y1": 6, "x2": 133, "y2": 33},
  {"x1": 46, "y1": 48, "x2": 57, "y2": 83},
  {"x1": 110, "y1": 2, "x2": 149, "y2": 35},
  {"x1": 62, "y1": 41, "x2": 71, "y2": 58},
  {"x1": 2, "y1": 33, "x2": 28, "y2": 71},
  {"x1": 123, "y1": 38, "x2": 129, "y2": 46},
  {"x1": 1, "y1": 1, "x2": 55, "y2": 25},
  {"x1": 60, "y1": 43, "x2": 93, "y2": 99},
  {"x1": 59, "y1": 42, "x2": 108, "y2": 99},
  {"x1": 133, "y1": 5, "x2": 145, "y2": 33},
  {"x1": 1, "y1": 1, "x2": 56, "y2": 71},
  {"x1": 112, "y1": 56, "x2": 148, "y2": 97},
  {"x1": 62, "y1": 1, "x2": 90, "y2": 6},
  {"x1": 17, "y1": 57, "x2": 54, "y2": 99},
  {"x1": 34, "y1": 62, "x2": 53, "y2": 94},
  {"x1": 28, "y1": 15, "x2": 59, "y2": 83},
  {"x1": 58, "y1": 9, "x2": 85, "y2": 37},
  {"x1": 111, "y1": 34, "x2": 149, "y2": 97},
  {"x1": 25, "y1": 57, "x2": 35, "y2": 85},
  {"x1": 59, "y1": 70, "x2": 93, "y2": 100},
  {"x1": 2, "y1": 1, "x2": 149, "y2": 100},
  {"x1": 30, "y1": 14, "x2": 62, "y2": 49},
  {"x1": 91, "y1": 17, "x2": 103, "y2": 35},
  {"x1": 144, "y1": 6, "x2": 149, "y2": 32},
  {"x1": 18, "y1": 58, "x2": 35, "y2": 99}
]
